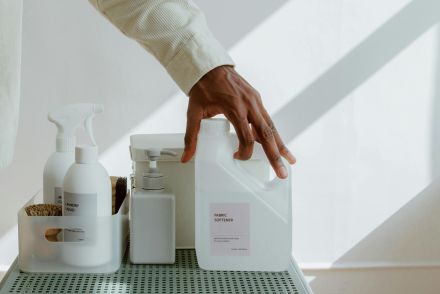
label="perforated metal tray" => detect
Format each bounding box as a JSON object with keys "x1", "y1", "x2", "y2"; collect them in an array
[{"x1": 0, "y1": 249, "x2": 312, "y2": 293}]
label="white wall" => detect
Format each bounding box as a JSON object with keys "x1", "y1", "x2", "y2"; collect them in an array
[{"x1": 1, "y1": 0, "x2": 440, "y2": 274}]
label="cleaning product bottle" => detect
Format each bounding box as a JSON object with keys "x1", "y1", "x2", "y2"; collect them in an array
[
  {"x1": 195, "y1": 118, "x2": 292, "y2": 271},
  {"x1": 62, "y1": 144, "x2": 112, "y2": 267},
  {"x1": 43, "y1": 103, "x2": 103, "y2": 204},
  {"x1": 130, "y1": 148, "x2": 176, "y2": 264}
]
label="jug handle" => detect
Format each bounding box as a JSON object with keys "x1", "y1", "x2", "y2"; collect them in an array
[
  {"x1": 231, "y1": 157, "x2": 291, "y2": 191},
  {"x1": 228, "y1": 158, "x2": 291, "y2": 222}
]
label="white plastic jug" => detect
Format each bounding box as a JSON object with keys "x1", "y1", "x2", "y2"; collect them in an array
[{"x1": 195, "y1": 118, "x2": 292, "y2": 271}]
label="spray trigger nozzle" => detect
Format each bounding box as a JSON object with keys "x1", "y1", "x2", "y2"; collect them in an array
[{"x1": 48, "y1": 103, "x2": 103, "y2": 151}]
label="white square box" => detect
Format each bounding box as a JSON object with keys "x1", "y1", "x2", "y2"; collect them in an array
[{"x1": 17, "y1": 191, "x2": 129, "y2": 273}]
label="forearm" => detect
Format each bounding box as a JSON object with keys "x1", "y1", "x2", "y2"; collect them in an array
[{"x1": 88, "y1": 0, "x2": 234, "y2": 94}]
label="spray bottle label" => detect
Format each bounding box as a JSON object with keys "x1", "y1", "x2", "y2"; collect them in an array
[
  {"x1": 63, "y1": 192, "x2": 97, "y2": 216},
  {"x1": 210, "y1": 203, "x2": 250, "y2": 256},
  {"x1": 54, "y1": 187, "x2": 63, "y2": 205},
  {"x1": 63, "y1": 192, "x2": 97, "y2": 242}
]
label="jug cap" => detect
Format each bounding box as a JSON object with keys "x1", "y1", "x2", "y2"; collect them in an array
[{"x1": 200, "y1": 118, "x2": 230, "y2": 135}]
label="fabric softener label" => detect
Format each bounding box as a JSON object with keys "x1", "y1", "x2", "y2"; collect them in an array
[
  {"x1": 63, "y1": 192, "x2": 97, "y2": 242},
  {"x1": 210, "y1": 203, "x2": 250, "y2": 256}
]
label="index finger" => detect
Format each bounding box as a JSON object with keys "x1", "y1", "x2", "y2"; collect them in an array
[{"x1": 181, "y1": 109, "x2": 202, "y2": 163}]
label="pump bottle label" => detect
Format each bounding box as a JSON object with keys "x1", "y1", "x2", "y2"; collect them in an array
[{"x1": 210, "y1": 203, "x2": 250, "y2": 256}]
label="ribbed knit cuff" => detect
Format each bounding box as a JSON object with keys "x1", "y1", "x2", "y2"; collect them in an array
[{"x1": 165, "y1": 33, "x2": 234, "y2": 95}]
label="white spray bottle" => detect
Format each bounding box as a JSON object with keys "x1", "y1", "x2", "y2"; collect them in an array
[{"x1": 43, "y1": 103, "x2": 103, "y2": 204}]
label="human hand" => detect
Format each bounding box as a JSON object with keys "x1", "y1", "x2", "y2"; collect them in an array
[{"x1": 181, "y1": 65, "x2": 296, "y2": 179}]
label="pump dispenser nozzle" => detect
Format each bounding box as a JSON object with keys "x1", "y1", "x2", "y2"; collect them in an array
[
  {"x1": 48, "y1": 103, "x2": 103, "y2": 152},
  {"x1": 143, "y1": 149, "x2": 177, "y2": 190}
]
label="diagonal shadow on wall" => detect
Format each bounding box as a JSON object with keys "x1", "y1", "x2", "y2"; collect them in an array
[
  {"x1": 308, "y1": 177, "x2": 440, "y2": 291},
  {"x1": 324, "y1": 178, "x2": 440, "y2": 268},
  {"x1": 269, "y1": 0, "x2": 440, "y2": 289},
  {"x1": 273, "y1": 0, "x2": 440, "y2": 143},
  {"x1": 319, "y1": 11, "x2": 440, "y2": 269}
]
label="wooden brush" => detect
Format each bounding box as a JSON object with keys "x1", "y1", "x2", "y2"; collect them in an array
[
  {"x1": 115, "y1": 177, "x2": 127, "y2": 214},
  {"x1": 111, "y1": 176, "x2": 118, "y2": 214},
  {"x1": 25, "y1": 204, "x2": 62, "y2": 242},
  {"x1": 111, "y1": 176, "x2": 127, "y2": 214}
]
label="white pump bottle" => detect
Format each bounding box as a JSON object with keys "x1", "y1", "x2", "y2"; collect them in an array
[
  {"x1": 130, "y1": 148, "x2": 176, "y2": 264},
  {"x1": 43, "y1": 103, "x2": 103, "y2": 204}
]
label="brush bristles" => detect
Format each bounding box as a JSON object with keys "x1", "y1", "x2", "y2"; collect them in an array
[{"x1": 25, "y1": 204, "x2": 62, "y2": 216}]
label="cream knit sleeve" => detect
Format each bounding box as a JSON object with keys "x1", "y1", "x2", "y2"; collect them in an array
[{"x1": 88, "y1": 0, "x2": 234, "y2": 94}]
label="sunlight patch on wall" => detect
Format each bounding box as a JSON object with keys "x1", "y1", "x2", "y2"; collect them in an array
[
  {"x1": 291, "y1": 21, "x2": 438, "y2": 265},
  {"x1": 228, "y1": 0, "x2": 412, "y2": 116}
]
